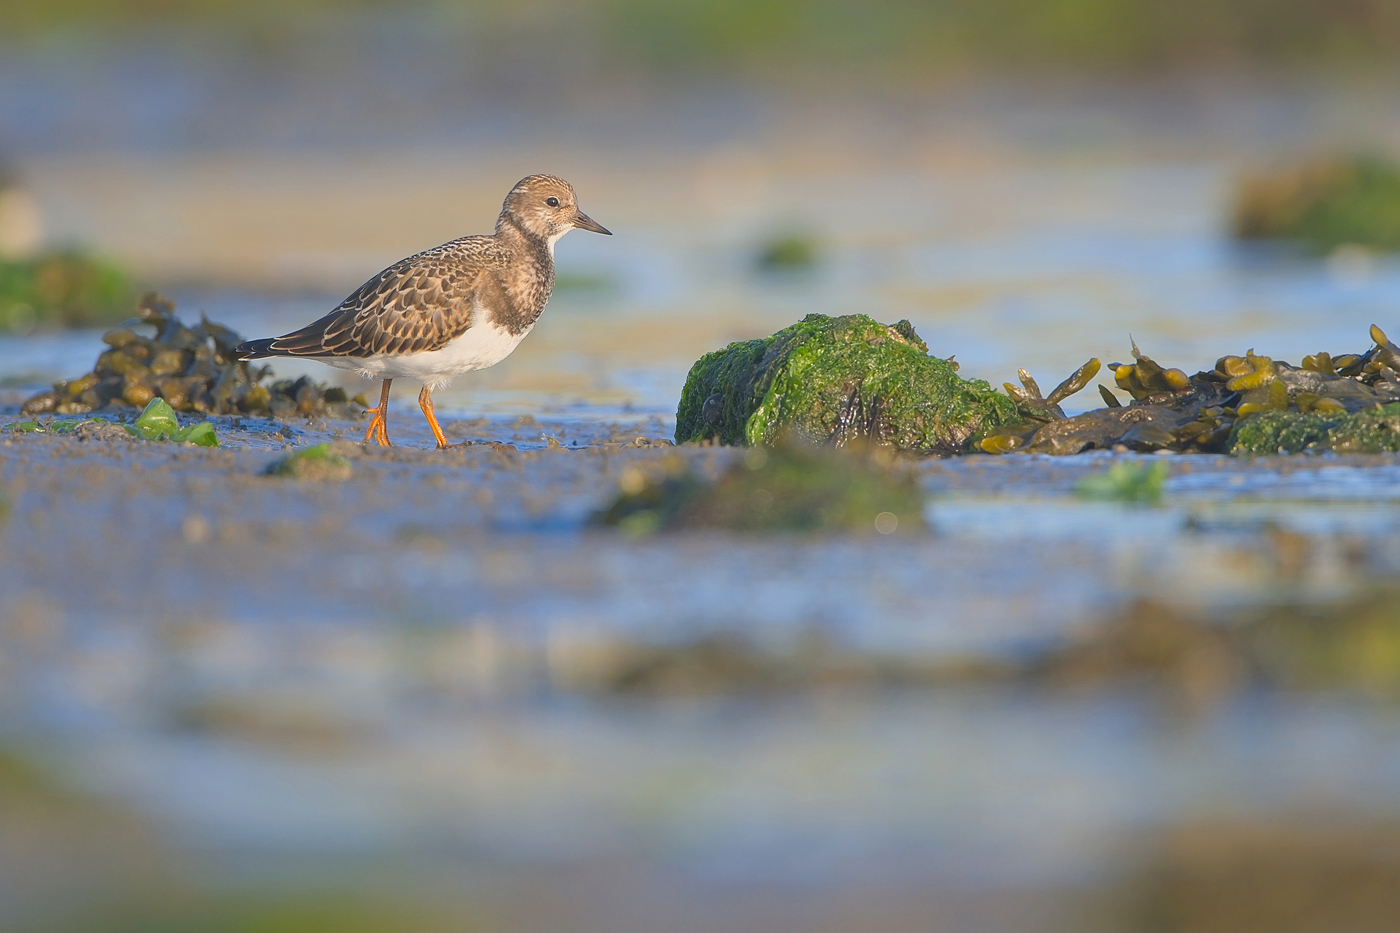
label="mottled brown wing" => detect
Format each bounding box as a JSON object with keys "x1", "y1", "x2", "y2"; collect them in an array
[{"x1": 265, "y1": 247, "x2": 482, "y2": 358}]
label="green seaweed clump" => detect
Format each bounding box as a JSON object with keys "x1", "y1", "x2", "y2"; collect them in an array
[
  {"x1": 265, "y1": 443, "x2": 353, "y2": 481},
  {"x1": 21, "y1": 292, "x2": 367, "y2": 419},
  {"x1": 675, "y1": 313, "x2": 1021, "y2": 453},
  {"x1": 0, "y1": 249, "x2": 135, "y2": 334},
  {"x1": 1229, "y1": 401, "x2": 1400, "y2": 455},
  {"x1": 594, "y1": 442, "x2": 924, "y2": 535},
  {"x1": 125, "y1": 397, "x2": 219, "y2": 446},
  {"x1": 1074, "y1": 461, "x2": 1168, "y2": 504},
  {"x1": 1232, "y1": 155, "x2": 1400, "y2": 254}
]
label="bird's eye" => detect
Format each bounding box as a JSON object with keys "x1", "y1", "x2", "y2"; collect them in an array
[{"x1": 546, "y1": 197, "x2": 560, "y2": 207}]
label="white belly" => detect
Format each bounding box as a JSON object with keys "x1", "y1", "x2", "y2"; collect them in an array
[{"x1": 318, "y1": 320, "x2": 532, "y2": 389}]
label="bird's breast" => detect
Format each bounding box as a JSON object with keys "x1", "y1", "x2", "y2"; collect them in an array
[
  {"x1": 490, "y1": 251, "x2": 554, "y2": 335},
  {"x1": 427, "y1": 318, "x2": 532, "y2": 374},
  {"x1": 350, "y1": 316, "x2": 532, "y2": 388}
]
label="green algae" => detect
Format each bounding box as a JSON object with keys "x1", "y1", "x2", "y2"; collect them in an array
[
  {"x1": 595, "y1": 442, "x2": 925, "y2": 535},
  {"x1": 4, "y1": 406, "x2": 217, "y2": 445},
  {"x1": 1233, "y1": 155, "x2": 1400, "y2": 254},
  {"x1": 1228, "y1": 402, "x2": 1400, "y2": 455},
  {"x1": 264, "y1": 443, "x2": 352, "y2": 481},
  {"x1": 1074, "y1": 461, "x2": 1169, "y2": 504},
  {"x1": 675, "y1": 313, "x2": 1021, "y2": 453},
  {"x1": 125, "y1": 397, "x2": 219, "y2": 446},
  {"x1": 171, "y1": 421, "x2": 218, "y2": 446},
  {"x1": 127, "y1": 398, "x2": 180, "y2": 439}
]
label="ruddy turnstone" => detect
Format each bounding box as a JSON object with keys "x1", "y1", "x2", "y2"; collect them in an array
[{"x1": 236, "y1": 174, "x2": 610, "y2": 448}]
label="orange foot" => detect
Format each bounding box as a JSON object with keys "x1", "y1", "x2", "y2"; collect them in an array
[
  {"x1": 362, "y1": 378, "x2": 393, "y2": 446},
  {"x1": 419, "y1": 385, "x2": 450, "y2": 450}
]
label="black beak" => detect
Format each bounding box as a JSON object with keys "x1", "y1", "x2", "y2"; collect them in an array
[{"x1": 573, "y1": 210, "x2": 612, "y2": 235}]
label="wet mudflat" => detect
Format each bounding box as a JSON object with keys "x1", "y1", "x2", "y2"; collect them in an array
[{"x1": 4, "y1": 403, "x2": 1400, "y2": 931}]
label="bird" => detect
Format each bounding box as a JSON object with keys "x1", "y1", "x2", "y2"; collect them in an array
[{"x1": 235, "y1": 174, "x2": 611, "y2": 448}]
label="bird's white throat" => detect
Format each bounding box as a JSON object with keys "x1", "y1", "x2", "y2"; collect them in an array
[{"x1": 546, "y1": 227, "x2": 573, "y2": 257}]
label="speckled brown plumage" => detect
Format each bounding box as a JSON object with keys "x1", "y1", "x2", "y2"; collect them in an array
[
  {"x1": 259, "y1": 237, "x2": 523, "y2": 359},
  {"x1": 233, "y1": 174, "x2": 611, "y2": 449},
  {"x1": 237, "y1": 174, "x2": 606, "y2": 360}
]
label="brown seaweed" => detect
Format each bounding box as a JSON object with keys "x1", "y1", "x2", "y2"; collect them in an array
[
  {"x1": 986, "y1": 325, "x2": 1400, "y2": 456},
  {"x1": 20, "y1": 293, "x2": 366, "y2": 421}
]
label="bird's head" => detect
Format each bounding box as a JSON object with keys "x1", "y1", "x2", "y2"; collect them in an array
[{"x1": 499, "y1": 174, "x2": 611, "y2": 246}]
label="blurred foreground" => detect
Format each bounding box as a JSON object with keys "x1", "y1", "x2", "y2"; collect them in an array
[{"x1": 3, "y1": 413, "x2": 1400, "y2": 930}]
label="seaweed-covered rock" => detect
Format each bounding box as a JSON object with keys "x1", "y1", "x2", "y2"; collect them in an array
[
  {"x1": 675, "y1": 313, "x2": 1021, "y2": 453},
  {"x1": 1232, "y1": 155, "x2": 1400, "y2": 254},
  {"x1": 20, "y1": 292, "x2": 366, "y2": 420},
  {"x1": 1229, "y1": 402, "x2": 1400, "y2": 455}
]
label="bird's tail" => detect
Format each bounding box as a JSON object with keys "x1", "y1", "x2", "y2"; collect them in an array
[{"x1": 235, "y1": 338, "x2": 280, "y2": 360}]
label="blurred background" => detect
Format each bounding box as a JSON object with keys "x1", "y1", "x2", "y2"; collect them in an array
[
  {"x1": 5, "y1": 2, "x2": 1400, "y2": 931},
  {"x1": 4, "y1": 0, "x2": 1400, "y2": 411}
]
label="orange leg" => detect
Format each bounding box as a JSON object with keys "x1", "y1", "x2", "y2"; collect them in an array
[
  {"x1": 362, "y1": 378, "x2": 392, "y2": 447},
  {"x1": 419, "y1": 385, "x2": 449, "y2": 449}
]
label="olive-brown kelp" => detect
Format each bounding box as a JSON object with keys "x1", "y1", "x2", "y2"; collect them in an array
[
  {"x1": 1004, "y1": 325, "x2": 1400, "y2": 456},
  {"x1": 20, "y1": 293, "x2": 366, "y2": 420}
]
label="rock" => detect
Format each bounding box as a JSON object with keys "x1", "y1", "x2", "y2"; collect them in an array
[
  {"x1": 674, "y1": 313, "x2": 1021, "y2": 453},
  {"x1": 1229, "y1": 402, "x2": 1400, "y2": 455}
]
